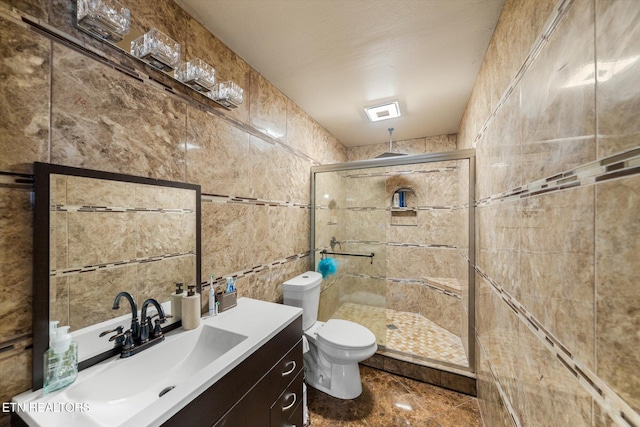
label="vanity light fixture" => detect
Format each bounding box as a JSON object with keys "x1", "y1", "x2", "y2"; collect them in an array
[
  {"x1": 131, "y1": 28, "x2": 181, "y2": 72},
  {"x1": 364, "y1": 101, "x2": 401, "y2": 122},
  {"x1": 174, "y1": 58, "x2": 216, "y2": 92},
  {"x1": 207, "y1": 80, "x2": 244, "y2": 108},
  {"x1": 76, "y1": 0, "x2": 130, "y2": 42}
]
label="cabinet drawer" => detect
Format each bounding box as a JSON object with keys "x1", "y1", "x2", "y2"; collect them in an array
[
  {"x1": 164, "y1": 315, "x2": 302, "y2": 427},
  {"x1": 285, "y1": 399, "x2": 303, "y2": 427},
  {"x1": 270, "y1": 369, "x2": 303, "y2": 427},
  {"x1": 269, "y1": 339, "x2": 303, "y2": 394}
]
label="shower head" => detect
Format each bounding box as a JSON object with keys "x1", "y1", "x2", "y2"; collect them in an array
[
  {"x1": 376, "y1": 151, "x2": 408, "y2": 158},
  {"x1": 375, "y1": 127, "x2": 407, "y2": 159}
]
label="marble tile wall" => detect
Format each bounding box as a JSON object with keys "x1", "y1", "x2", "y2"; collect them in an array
[
  {"x1": 458, "y1": 0, "x2": 640, "y2": 425},
  {"x1": 0, "y1": 15, "x2": 50, "y2": 174},
  {"x1": 347, "y1": 134, "x2": 457, "y2": 162},
  {"x1": 0, "y1": 2, "x2": 346, "y2": 424}
]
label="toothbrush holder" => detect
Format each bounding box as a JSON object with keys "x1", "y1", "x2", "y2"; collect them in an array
[{"x1": 215, "y1": 291, "x2": 237, "y2": 312}]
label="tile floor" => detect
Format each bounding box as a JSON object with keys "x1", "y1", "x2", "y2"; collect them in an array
[
  {"x1": 307, "y1": 365, "x2": 482, "y2": 426},
  {"x1": 331, "y1": 303, "x2": 469, "y2": 367}
]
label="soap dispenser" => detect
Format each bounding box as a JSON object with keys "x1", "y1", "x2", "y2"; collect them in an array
[
  {"x1": 181, "y1": 285, "x2": 201, "y2": 330},
  {"x1": 171, "y1": 282, "x2": 185, "y2": 321},
  {"x1": 43, "y1": 325, "x2": 78, "y2": 394}
]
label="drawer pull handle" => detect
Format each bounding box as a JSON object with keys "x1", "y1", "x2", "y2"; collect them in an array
[
  {"x1": 282, "y1": 360, "x2": 296, "y2": 376},
  {"x1": 282, "y1": 393, "x2": 297, "y2": 411}
]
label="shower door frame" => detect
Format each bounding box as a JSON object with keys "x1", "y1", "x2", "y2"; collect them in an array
[{"x1": 310, "y1": 148, "x2": 476, "y2": 373}]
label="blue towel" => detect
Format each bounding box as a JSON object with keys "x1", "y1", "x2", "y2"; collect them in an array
[{"x1": 317, "y1": 257, "x2": 338, "y2": 278}]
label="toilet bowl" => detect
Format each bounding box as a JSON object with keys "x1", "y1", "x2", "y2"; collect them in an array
[{"x1": 283, "y1": 272, "x2": 377, "y2": 399}]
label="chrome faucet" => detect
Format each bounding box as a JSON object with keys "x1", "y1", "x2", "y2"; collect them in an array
[
  {"x1": 112, "y1": 291, "x2": 140, "y2": 340},
  {"x1": 140, "y1": 298, "x2": 167, "y2": 343}
]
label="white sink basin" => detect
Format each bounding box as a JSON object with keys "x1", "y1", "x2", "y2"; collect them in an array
[
  {"x1": 13, "y1": 298, "x2": 303, "y2": 427},
  {"x1": 37, "y1": 325, "x2": 245, "y2": 426},
  {"x1": 63, "y1": 326, "x2": 246, "y2": 425}
]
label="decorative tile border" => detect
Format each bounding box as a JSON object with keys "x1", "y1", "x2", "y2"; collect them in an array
[
  {"x1": 201, "y1": 193, "x2": 310, "y2": 209},
  {"x1": 341, "y1": 273, "x2": 462, "y2": 300},
  {"x1": 50, "y1": 252, "x2": 195, "y2": 277},
  {"x1": 342, "y1": 239, "x2": 459, "y2": 250},
  {"x1": 471, "y1": 0, "x2": 574, "y2": 150},
  {"x1": 0, "y1": 172, "x2": 34, "y2": 190},
  {"x1": 477, "y1": 147, "x2": 640, "y2": 208},
  {"x1": 52, "y1": 205, "x2": 195, "y2": 213},
  {"x1": 422, "y1": 277, "x2": 463, "y2": 296},
  {"x1": 0, "y1": 335, "x2": 32, "y2": 362},
  {"x1": 342, "y1": 205, "x2": 466, "y2": 212},
  {"x1": 202, "y1": 251, "x2": 311, "y2": 287},
  {"x1": 476, "y1": 265, "x2": 640, "y2": 427},
  {"x1": 322, "y1": 241, "x2": 464, "y2": 300}
]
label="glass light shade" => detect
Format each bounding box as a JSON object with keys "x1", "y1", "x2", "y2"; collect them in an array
[
  {"x1": 76, "y1": 0, "x2": 130, "y2": 42},
  {"x1": 131, "y1": 28, "x2": 181, "y2": 72},
  {"x1": 207, "y1": 80, "x2": 244, "y2": 107},
  {"x1": 174, "y1": 58, "x2": 216, "y2": 92}
]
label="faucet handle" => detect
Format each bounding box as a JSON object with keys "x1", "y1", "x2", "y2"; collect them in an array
[
  {"x1": 152, "y1": 319, "x2": 163, "y2": 339},
  {"x1": 100, "y1": 326, "x2": 125, "y2": 346},
  {"x1": 107, "y1": 327, "x2": 128, "y2": 342},
  {"x1": 99, "y1": 325, "x2": 124, "y2": 338},
  {"x1": 150, "y1": 312, "x2": 173, "y2": 324}
]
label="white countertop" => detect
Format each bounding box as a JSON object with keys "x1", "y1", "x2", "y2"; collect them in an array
[{"x1": 12, "y1": 298, "x2": 302, "y2": 427}]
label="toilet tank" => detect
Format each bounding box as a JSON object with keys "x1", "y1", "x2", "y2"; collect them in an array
[{"x1": 282, "y1": 271, "x2": 322, "y2": 330}]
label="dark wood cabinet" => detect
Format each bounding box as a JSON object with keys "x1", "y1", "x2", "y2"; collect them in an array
[
  {"x1": 163, "y1": 315, "x2": 303, "y2": 427},
  {"x1": 269, "y1": 370, "x2": 304, "y2": 427}
]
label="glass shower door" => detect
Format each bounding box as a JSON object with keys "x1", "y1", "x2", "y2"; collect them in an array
[
  {"x1": 312, "y1": 149, "x2": 475, "y2": 371},
  {"x1": 313, "y1": 168, "x2": 387, "y2": 347}
]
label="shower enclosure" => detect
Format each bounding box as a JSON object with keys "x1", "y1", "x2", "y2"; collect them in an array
[{"x1": 311, "y1": 149, "x2": 475, "y2": 373}]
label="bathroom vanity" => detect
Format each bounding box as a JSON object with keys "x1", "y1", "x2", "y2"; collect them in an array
[
  {"x1": 12, "y1": 298, "x2": 303, "y2": 427},
  {"x1": 164, "y1": 307, "x2": 303, "y2": 426}
]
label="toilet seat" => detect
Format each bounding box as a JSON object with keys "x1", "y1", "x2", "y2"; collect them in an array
[{"x1": 316, "y1": 319, "x2": 376, "y2": 350}]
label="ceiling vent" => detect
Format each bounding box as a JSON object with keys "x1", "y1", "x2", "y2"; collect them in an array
[{"x1": 364, "y1": 101, "x2": 401, "y2": 122}]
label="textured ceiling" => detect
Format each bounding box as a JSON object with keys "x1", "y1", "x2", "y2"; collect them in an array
[{"x1": 176, "y1": 0, "x2": 505, "y2": 147}]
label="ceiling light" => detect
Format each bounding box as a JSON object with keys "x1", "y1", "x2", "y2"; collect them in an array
[{"x1": 364, "y1": 101, "x2": 401, "y2": 122}]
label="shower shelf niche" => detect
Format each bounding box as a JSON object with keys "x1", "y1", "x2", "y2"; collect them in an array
[{"x1": 390, "y1": 188, "x2": 417, "y2": 226}]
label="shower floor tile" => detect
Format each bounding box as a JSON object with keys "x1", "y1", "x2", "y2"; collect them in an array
[{"x1": 331, "y1": 302, "x2": 468, "y2": 367}]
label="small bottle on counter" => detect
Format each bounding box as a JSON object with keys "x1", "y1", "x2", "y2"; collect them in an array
[
  {"x1": 171, "y1": 282, "x2": 185, "y2": 321},
  {"x1": 181, "y1": 285, "x2": 201, "y2": 330},
  {"x1": 44, "y1": 325, "x2": 78, "y2": 394},
  {"x1": 209, "y1": 274, "x2": 217, "y2": 316}
]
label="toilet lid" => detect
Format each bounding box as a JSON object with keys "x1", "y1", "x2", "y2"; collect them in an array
[{"x1": 316, "y1": 319, "x2": 376, "y2": 349}]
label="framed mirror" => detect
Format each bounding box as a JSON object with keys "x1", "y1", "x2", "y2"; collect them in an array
[{"x1": 32, "y1": 162, "x2": 201, "y2": 389}]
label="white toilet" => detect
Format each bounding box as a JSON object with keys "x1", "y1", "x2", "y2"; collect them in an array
[{"x1": 283, "y1": 271, "x2": 377, "y2": 399}]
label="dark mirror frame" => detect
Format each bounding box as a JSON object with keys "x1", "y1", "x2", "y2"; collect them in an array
[{"x1": 32, "y1": 162, "x2": 201, "y2": 390}]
